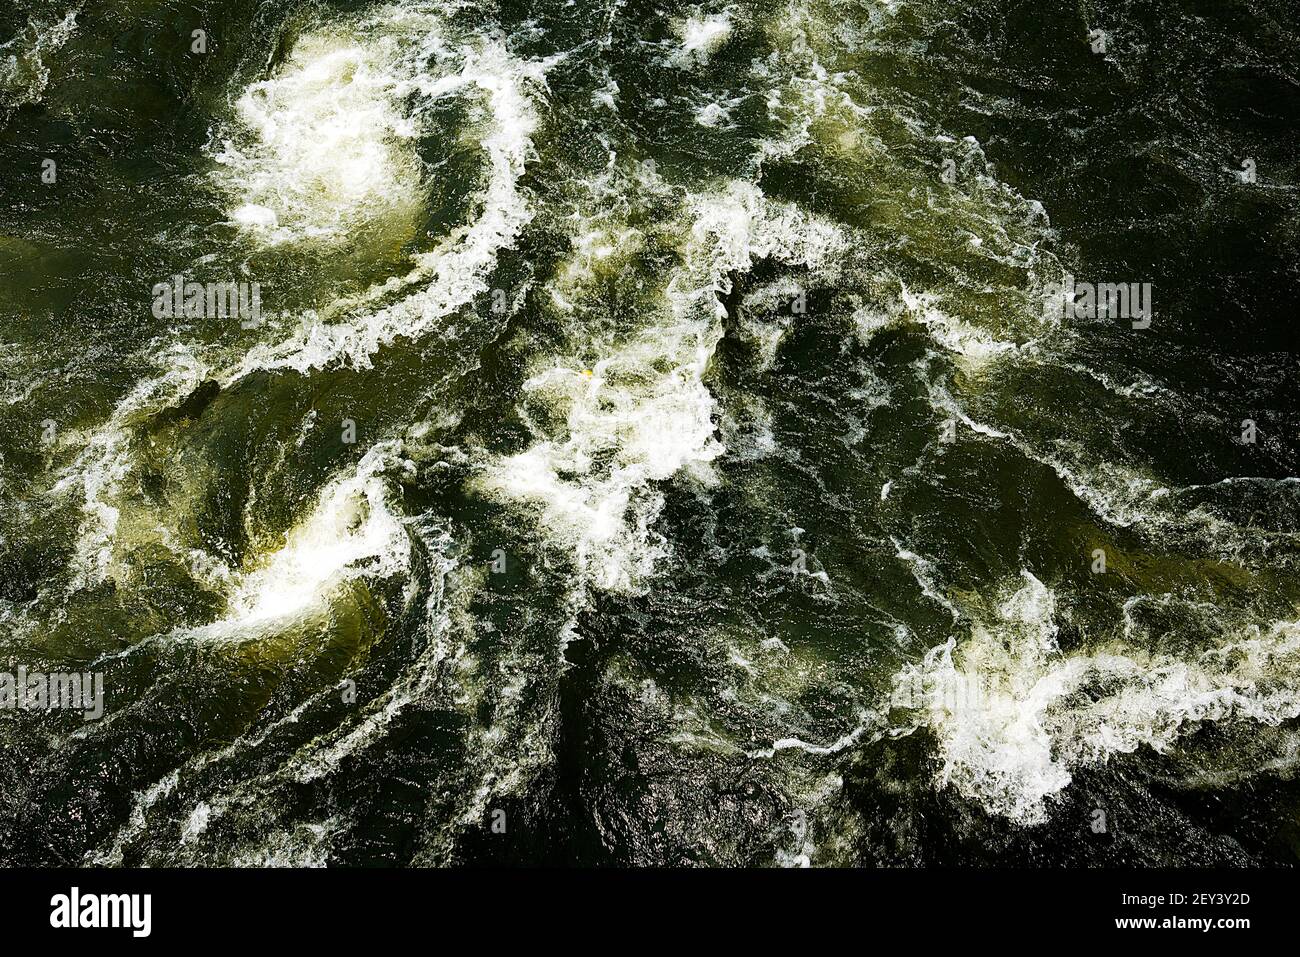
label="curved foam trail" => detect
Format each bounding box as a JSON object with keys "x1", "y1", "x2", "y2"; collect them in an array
[
  {"x1": 190, "y1": 441, "x2": 413, "y2": 640},
  {"x1": 923, "y1": 378, "x2": 1287, "y2": 561},
  {"x1": 65, "y1": 443, "x2": 415, "y2": 679},
  {"x1": 475, "y1": 178, "x2": 846, "y2": 594},
  {"x1": 50, "y1": 344, "x2": 210, "y2": 589},
  {"x1": 893, "y1": 572, "x2": 1300, "y2": 824},
  {"x1": 289, "y1": 522, "x2": 458, "y2": 784},
  {"x1": 49, "y1": 9, "x2": 547, "y2": 594},
  {"x1": 219, "y1": 15, "x2": 548, "y2": 378},
  {"x1": 86, "y1": 688, "x2": 319, "y2": 864},
  {"x1": 898, "y1": 284, "x2": 1024, "y2": 370},
  {"x1": 213, "y1": 25, "x2": 427, "y2": 246},
  {"x1": 121, "y1": 524, "x2": 462, "y2": 865},
  {"x1": 891, "y1": 536, "x2": 961, "y2": 620}
]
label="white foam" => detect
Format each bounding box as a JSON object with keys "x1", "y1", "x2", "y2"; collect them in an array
[
  {"x1": 230, "y1": 820, "x2": 339, "y2": 867},
  {"x1": 694, "y1": 100, "x2": 732, "y2": 128},
  {"x1": 223, "y1": 29, "x2": 546, "y2": 377},
  {"x1": 211, "y1": 19, "x2": 426, "y2": 247},
  {"x1": 0, "y1": 6, "x2": 79, "y2": 111},
  {"x1": 891, "y1": 536, "x2": 961, "y2": 619},
  {"x1": 475, "y1": 178, "x2": 845, "y2": 595},
  {"x1": 894, "y1": 572, "x2": 1300, "y2": 824},
  {"x1": 924, "y1": 380, "x2": 1263, "y2": 558},
  {"x1": 290, "y1": 518, "x2": 460, "y2": 783},
  {"x1": 180, "y1": 802, "x2": 211, "y2": 844},
  {"x1": 73, "y1": 440, "x2": 415, "y2": 649},
  {"x1": 671, "y1": 11, "x2": 733, "y2": 68},
  {"x1": 51, "y1": 344, "x2": 210, "y2": 589},
  {"x1": 749, "y1": 714, "x2": 879, "y2": 759},
  {"x1": 87, "y1": 693, "x2": 321, "y2": 864},
  {"x1": 89, "y1": 770, "x2": 179, "y2": 866},
  {"x1": 899, "y1": 283, "x2": 1019, "y2": 370},
  {"x1": 206, "y1": 442, "x2": 412, "y2": 636}
]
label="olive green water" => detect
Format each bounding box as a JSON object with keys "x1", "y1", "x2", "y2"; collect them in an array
[{"x1": 1, "y1": 0, "x2": 1298, "y2": 866}]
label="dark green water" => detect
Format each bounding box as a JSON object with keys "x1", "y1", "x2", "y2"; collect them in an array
[{"x1": 1, "y1": 0, "x2": 1298, "y2": 866}]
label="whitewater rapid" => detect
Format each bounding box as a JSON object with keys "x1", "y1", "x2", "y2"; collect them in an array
[{"x1": 2, "y1": 0, "x2": 1297, "y2": 866}]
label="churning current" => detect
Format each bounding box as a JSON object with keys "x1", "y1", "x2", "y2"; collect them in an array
[{"x1": 1, "y1": 0, "x2": 1298, "y2": 865}]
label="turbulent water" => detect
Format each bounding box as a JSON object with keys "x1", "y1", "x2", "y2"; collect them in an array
[{"x1": 1, "y1": 0, "x2": 1298, "y2": 866}]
